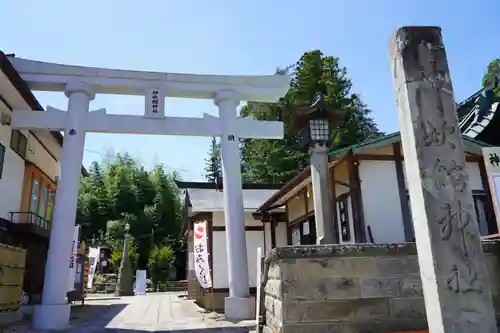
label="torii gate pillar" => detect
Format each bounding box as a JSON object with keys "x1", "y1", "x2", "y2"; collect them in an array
[
  {"x1": 33, "y1": 82, "x2": 94, "y2": 330},
  {"x1": 215, "y1": 90, "x2": 254, "y2": 319}
]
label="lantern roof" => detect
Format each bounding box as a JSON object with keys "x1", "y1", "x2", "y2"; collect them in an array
[{"x1": 294, "y1": 93, "x2": 349, "y2": 127}]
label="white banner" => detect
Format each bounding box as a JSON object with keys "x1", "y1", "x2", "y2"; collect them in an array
[
  {"x1": 193, "y1": 221, "x2": 212, "y2": 289},
  {"x1": 87, "y1": 246, "x2": 101, "y2": 289},
  {"x1": 68, "y1": 225, "x2": 80, "y2": 291}
]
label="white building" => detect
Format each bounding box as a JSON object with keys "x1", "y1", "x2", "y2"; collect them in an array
[
  {"x1": 257, "y1": 132, "x2": 497, "y2": 248},
  {"x1": 178, "y1": 181, "x2": 283, "y2": 311}
]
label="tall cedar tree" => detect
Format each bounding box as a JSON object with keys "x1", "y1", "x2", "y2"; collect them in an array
[
  {"x1": 240, "y1": 50, "x2": 382, "y2": 184},
  {"x1": 204, "y1": 137, "x2": 222, "y2": 182}
]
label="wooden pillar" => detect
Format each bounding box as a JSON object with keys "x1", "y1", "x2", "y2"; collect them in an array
[
  {"x1": 393, "y1": 142, "x2": 414, "y2": 241},
  {"x1": 331, "y1": 165, "x2": 338, "y2": 242},
  {"x1": 347, "y1": 151, "x2": 366, "y2": 243},
  {"x1": 270, "y1": 218, "x2": 277, "y2": 249}
]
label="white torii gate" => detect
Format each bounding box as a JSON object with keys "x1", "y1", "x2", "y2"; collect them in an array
[{"x1": 8, "y1": 57, "x2": 290, "y2": 330}]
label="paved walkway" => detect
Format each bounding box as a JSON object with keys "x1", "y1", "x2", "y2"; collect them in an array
[{"x1": 4, "y1": 293, "x2": 256, "y2": 333}]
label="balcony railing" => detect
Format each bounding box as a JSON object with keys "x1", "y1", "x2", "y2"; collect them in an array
[{"x1": 9, "y1": 212, "x2": 51, "y2": 231}]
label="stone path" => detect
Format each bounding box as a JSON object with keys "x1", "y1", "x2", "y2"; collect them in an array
[{"x1": 3, "y1": 292, "x2": 256, "y2": 333}]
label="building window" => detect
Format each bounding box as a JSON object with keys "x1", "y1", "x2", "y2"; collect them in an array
[
  {"x1": 30, "y1": 178, "x2": 40, "y2": 213},
  {"x1": 38, "y1": 184, "x2": 48, "y2": 219},
  {"x1": 47, "y1": 189, "x2": 55, "y2": 221},
  {"x1": 10, "y1": 130, "x2": 27, "y2": 159},
  {"x1": 301, "y1": 218, "x2": 316, "y2": 245},
  {"x1": 0, "y1": 143, "x2": 5, "y2": 179},
  {"x1": 289, "y1": 217, "x2": 316, "y2": 245}
]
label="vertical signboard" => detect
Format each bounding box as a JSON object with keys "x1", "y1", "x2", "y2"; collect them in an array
[
  {"x1": 135, "y1": 270, "x2": 147, "y2": 295},
  {"x1": 145, "y1": 88, "x2": 165, "y2": 118},
  {"x1": 68, "y1": 225, "x2": 80, "y2": 291},
  {"x1": 193, "y1": 221, "x2": 212, "y2": 289},
  {"x1": 482, "y1": 147, "x2": 500, "y2": 231}
]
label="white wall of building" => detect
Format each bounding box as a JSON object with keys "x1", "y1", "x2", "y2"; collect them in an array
[
  {"x1": 26, "y1": 133, "x2": 59, "y2": 181},
  {"x1": 0, "y1": 106, "x2": 61, "y2": 221},
  {"x1": 212, "y1": 211, "x2": 261, "y2": 227},
  {"x1": 264, "y1": 223, "x2": 272, "y2": 254},
  {"x1": 0, "y1": 101, "x2": 23, "y2": 220},
  {"x1": 0, "y1": 147, "x2": 24, "y2": 221},
  {"x1": 359, "y1": 159, "x2": 485, "y2": 244},
  {"x1": 359, "y1": 160, "x2": 405, "y2": 243},
  {"x1": 276, "y1": 222, "x2": 288, "y2": 247},
  {"x1": 263, "y1": 221, "x2": 289, "y2": 254},
  {"x1": 212, "y1": 229, "x2": 264, "y2": 288},
  {"x1": 401, "y1": 161, "x2": 483, "y2": 191},
  {"x1": 211, "y1": 211, "x2": 265, "y2": 288},
  {"x1": 0, "y1": 68, "x2": 63, "y2": 223}
]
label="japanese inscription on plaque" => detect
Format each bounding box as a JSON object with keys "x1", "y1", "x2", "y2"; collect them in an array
[
  {"x1": 152, "y1": 90, "x2": 159, "y2": 114},
  {"x1": 489, "y1": 153, "x2": 500, "y2": 167},
  {"x1": 145, "y1": 88, "x2": 165, "y2": 118},
  {"x1": 69, "y1": 240, "x2": 76, "y2": 269}
]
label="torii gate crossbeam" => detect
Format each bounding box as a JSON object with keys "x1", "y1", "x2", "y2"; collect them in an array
[{"x1": 12, "y1": 107, "x2": 284, "y2": 138}]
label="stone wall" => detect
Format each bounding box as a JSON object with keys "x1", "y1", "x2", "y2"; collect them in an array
[{"x1": 263, "y1": 242, "x2": 500, "y2": 333}]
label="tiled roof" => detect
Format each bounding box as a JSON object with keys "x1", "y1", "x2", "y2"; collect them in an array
[{"x1": 458, "y1": 78, "x2": 500, "y2": 141}]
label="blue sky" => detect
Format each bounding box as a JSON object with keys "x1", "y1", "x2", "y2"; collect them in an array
[{"x1": 1, "y1": 0, "x2": 498, "y2": 181}]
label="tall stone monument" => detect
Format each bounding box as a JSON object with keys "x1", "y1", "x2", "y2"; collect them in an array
[{"x1": 390, "y1": 26, "x2": 498, "y2": 332}]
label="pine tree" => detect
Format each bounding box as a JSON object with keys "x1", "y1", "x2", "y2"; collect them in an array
[{"x1": 204, "y1": 137, "x2": 221, "y2": 183}]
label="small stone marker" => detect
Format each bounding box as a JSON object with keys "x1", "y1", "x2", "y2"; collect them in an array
[{"x1": 390, "y1": 26, "x2": 498, "y2": 332}]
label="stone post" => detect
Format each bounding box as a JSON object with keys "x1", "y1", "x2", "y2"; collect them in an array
[
  {"x1": 32, "y1": 82, "x2": 93, "y2": 330},
  {"x1": 310, "y1": 144, "x2": 338, "y2": 244},
  {"x1": 214, "y1": 90, "x2": 254, "y2": 320},
  {"x1": 390, "y1": 26, "x2": 498, "y2": 332},
  {"x1": 115, "y1": 231, "x2": 134, "y2": 296}
]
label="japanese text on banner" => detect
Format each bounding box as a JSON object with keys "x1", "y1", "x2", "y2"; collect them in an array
[{"x1": 193, "y1": 221, "x2": 212, "y2": 289}]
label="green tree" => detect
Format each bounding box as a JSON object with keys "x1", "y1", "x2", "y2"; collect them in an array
[
  {"x1": 109, "y1": 237, "x2": 139, "y2": 271},
  {"x1": 482, "y1": 58, "x2": 500, "y2": 99},
  {"x1": 147, "y1": 245, "x2": 175, "y2": 287},
  {"x1": 77, "y1": 153, "x2": 185, "y2": 273},
  {"x1": 204, "y1": 137, "x2": 221, "y2": 182},
  {"x1": 240, "y1": 50, "x2": 382, "y2": 184}
]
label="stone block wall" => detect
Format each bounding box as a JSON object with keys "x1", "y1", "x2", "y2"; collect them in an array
[{"x1": 263, "y1": 242, "x2": 500, "y2": 333}]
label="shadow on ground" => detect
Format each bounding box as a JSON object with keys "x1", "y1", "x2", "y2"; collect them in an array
[
  {"x1": 64, "y1": 303, "x2": 252, "y2": 333},
  {"x1": 3, "y1": 295, "x2": 255, "y2": 333},
  {"x1": 95, "y1": 329, "x2": 251, "y2": 333}
]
